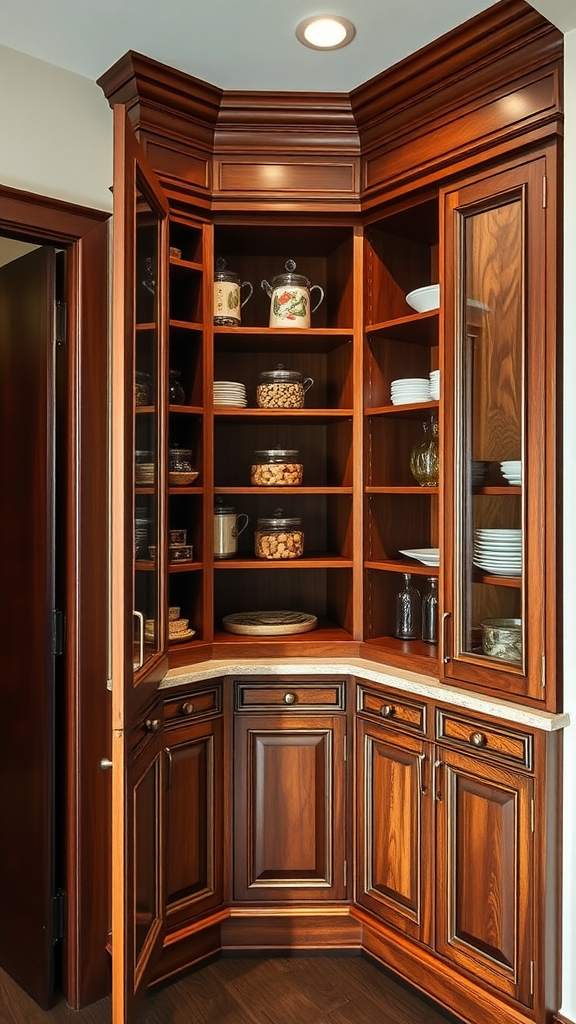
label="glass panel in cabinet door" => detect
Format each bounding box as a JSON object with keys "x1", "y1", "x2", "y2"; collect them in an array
[
  {"x1": 455, "y1": 193, "x2": 524, "y2": 670},
  {"x1": 134, "y1": 183, "x2": 162, "y2": 673}
]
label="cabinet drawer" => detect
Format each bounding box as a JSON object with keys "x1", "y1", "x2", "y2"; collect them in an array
[
  {"x1": 356, "y1": 684, "x2": 427, "y2": 735},
  {"x1": 164, "y1": 684, "x2": 222, "y2": 727},
  {"x1": 235, "y1": 679, "x2": 346, "y2": 712},
  {"x1": 435, "y1": 709, "x2": 533, "y2": 770}
]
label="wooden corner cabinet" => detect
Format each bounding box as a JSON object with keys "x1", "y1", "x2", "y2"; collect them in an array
[{"x1": 97, "y1": 3, "x2": 565, "y2": 1024}]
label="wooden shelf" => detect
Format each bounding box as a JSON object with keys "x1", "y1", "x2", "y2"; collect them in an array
[{"x1": 214, "y1": 554, "x2": 353, "y2": 569}]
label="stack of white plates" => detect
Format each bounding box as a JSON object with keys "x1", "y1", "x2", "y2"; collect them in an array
[
  {"x1": 213, "y1": 380, "x2": 247, "y2": 407},
  {"x1": 473, "y1": 528, "x2": 522, "y2": 576},
  {"x1": 390, "y1": 377, "x2": 430, "y2": 405},
  {"x1": 429, "y1": 370, "x2": 440, "y2": 400},
  {"x1": 500, "y1": 460, "x2": 522, "y2": 485}
]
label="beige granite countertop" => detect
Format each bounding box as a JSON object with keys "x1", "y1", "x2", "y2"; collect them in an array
[{"x1": 161, "y1": 657, "x2": 570, "y2": 732}]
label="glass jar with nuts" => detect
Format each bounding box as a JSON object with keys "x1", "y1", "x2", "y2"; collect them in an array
[
  {"x1": 256, "y1": 364, "x2": 314, "y2": 409},
  {"x1": 251, "y1": 449, "x2": 303, "y2": 486},
  {"x1": 254, "y1": 509, "x2": 304, "y2": 560}
]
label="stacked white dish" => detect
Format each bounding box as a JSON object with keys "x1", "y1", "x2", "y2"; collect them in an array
[
  {"x1": 429, "y1": 369, "x2": 440, "y2": 400},
  {"x1": 473, "y1": 528, "x2": 522, "y2": 576},
  {"x1": 390, "y1": 377, "x2": 430, "y2": 405},
  {"x1": 213, "y1": 381, "x2": 247, "y2": 407},
  {"x1": 500, "y1": 460, "x2": 522, "y2": 485}
]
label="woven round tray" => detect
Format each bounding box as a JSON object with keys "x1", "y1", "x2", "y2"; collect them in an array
[{"x1": 222, "y1": 611, "x2": 317, "y2": 636}]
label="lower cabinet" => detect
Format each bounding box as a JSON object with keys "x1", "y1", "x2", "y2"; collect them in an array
[
  {"x1": 233, "y1": 678, "x2": 348, "y2": 903},
  {"x1": 163, "y1": 683, "x2": 225, "y2": 931},
  {"x1": 356, "y1": 680, "x2": 559, "y2": 1019},
  {"x1": 155, "y1": 673, "x2": 560, "y2": 1024}
]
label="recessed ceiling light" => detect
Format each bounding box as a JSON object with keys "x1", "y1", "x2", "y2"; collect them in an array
[{"x1": 296, "y1": 15, "x2": 356, "y2": 50}]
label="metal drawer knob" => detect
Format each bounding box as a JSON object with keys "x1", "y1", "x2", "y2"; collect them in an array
[
  {"x1": 181, "y1": 702, "x2": 195, "y2": 716},
  {"x1": 380, "y1": 704, "x2": 395, "y2": 718},
  {"x1": 470, "y1": 731, "x2": 487, "y2": 747},
  {"x1": 284, "y1": 692, "x2": 297, "y2": 704},
  {"x1": 145, "y1": 717, "x2": 161, "y2": 733}
]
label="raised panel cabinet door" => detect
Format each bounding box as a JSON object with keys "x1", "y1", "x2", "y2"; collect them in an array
[
  {"x1": 233, "y1": 714, "x2": 347, "y2": 902},
  {"x1": 356, "y1": 719, "x2": 433, "y2": 945},
  {"x1": 164, "y1": 717, "x2": 224, "y2": 928},
  {"x1": 442, "y1": 154, "x2": 554, "y2": 704},
  {"x1": 434, "y1": 747, "x2": 533, "y2": 1007}
]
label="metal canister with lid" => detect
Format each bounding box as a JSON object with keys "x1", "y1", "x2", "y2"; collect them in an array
[
  {"x1": 256, "y1": 364, "x2": 314, "y2": 409},
  {"x1": 254, "y1": 509, "x2": 304, "y2": 560},
  {"x1": 213, "y1": 500, "x2": 249, "y2": 559},
  {"x1": 250, "y1": 449, "x2": 303, "y2": 486}
]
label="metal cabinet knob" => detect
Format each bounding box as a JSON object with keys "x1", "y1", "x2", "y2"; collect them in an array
[
  {"x1": 470, "y1": 731, "x2": 487, "y2": 747},
  {"x1": 284, "y1": 692, "x2": 296, "y2": 704},
  {"x1": 145, "y1": 717, "x2": 161, "y2": 733},
  {"x1": 181, "y1": 702, "x2": 195, "y2": 716},
  {"x1": 380, "y1": 704, "x2": 395, "y2": 718},
  {"x1": 100, "y1": 757, "x2": 113, "y2": 770}
]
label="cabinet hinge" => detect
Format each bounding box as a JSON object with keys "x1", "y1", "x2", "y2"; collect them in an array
[
  {"x1": 52, "y1": 609, "x2": 65, "y2": 657},
  {"x1": 52, "y1": 889, "x2": 67, "y2": 942},
  {"x1": 344, "y1": 859, "x2": 347, "y2": 888},
  {"x1": 542, "y1": 175, "x2": 547, "y2": 209},
  {"x1": 343, "y1": 735, "x2": 347, "y2": 762},
  {"x1": 55, "y1": 300, "x2": 67, "y2": 346},
  {"x1": 530, "y1": 960, "x2": 535, "y2": 996},
  {"x1": 541, "y1": 653, "x2": 546, "y2": 690}
]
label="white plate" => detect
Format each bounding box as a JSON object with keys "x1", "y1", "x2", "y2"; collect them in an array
[
  {"x1": 473, "y1": 563, "x2": 522, "y2": 576},
  {"x1": 391, "y1": 396, "x2": 431, "y2": 406},
  {"x1": 399, "y1": 548, "x2": 440, "y2": 566}
]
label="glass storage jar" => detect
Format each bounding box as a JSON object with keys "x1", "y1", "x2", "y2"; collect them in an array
[
  {"x1": 135, "y1": 371, "x2": 151, "y2": 406},
  {"x1": 251, "y1": 449, "x2": 303, "y2": 486},
  {"x1": 256, "y1": 364, "x2": 314, "y2": 409},
  {"x1": 169, "y1": 446, "x2": 194, "y2": 471},
  {"x1": 395, "y1": 573, "x2": 422, "y2": 639},
  {"x1": 254, "y1": 510, "x2": 304, "y2": 560},
  {"x1": 169, "y1": 370, "x2": 185, "y2": 405}
]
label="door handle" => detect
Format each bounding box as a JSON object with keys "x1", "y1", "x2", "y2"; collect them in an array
[
  {"x1": 441, "y1": 611, "x2": 451, "y2": 664},
  {"x1": 134, "y1": 610, "x2": 145, "y2": 671}
]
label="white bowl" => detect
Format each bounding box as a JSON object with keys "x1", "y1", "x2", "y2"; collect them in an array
[{"x1": 405, "y1": 284, "x2": 440, "y2": 313}]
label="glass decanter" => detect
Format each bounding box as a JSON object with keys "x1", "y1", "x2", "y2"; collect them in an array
[
  {"x1": 395, "y1": 573, "x2": 422, "y2": 640},
  {"x1": 421, "y1": 576, "x2": 439, "y2": 644},
  {"x1": 410, "y1": 416, "x2": 439, "y2": 487}
]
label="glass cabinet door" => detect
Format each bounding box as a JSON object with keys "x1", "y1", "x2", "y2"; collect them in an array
[{"x1": 443, "y1": 157, "x2": 547, "y2": 700}]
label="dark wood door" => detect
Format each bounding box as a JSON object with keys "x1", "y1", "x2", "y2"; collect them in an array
[
  {"x1": 110, "y1": 106, "x2": 169, "y2": 1024},
  {"x1": 233, "y1": 713, "x2": 347, "y2": 902},
  {"x1": 356, "y1": 718, "x2": 433, "y2": 945},
  {"x1": 0, "y1": 247, "x2": 58, "y2": 1008},
  {"x1": 164, "y1": 714, "x2": 225, "y2": 928},
  {"x1": 434, "y1": 746, "x2": 534, "y2": 1006}
]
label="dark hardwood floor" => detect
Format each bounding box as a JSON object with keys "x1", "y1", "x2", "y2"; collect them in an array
[{"x1": 0, "y1": 955, "x2": 466, "y2": 1024}]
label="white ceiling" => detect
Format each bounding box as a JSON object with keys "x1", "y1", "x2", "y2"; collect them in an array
[{"x1": 1, "y1": 0, "x2": 574, "y2": 94}]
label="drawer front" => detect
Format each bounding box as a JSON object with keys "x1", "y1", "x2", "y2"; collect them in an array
[
  {"x1": 164, "y1": 684, "x2": 222, "y2": 727},
  {"x1": 235, "y1": 679, "x2": 346, "y2": 712},
  {"x1": 356, "y1": 684, "x2": 427, "y2": 735},
  {"x1": 435, "y1": 708, "x2": 533, "y2": 770}
]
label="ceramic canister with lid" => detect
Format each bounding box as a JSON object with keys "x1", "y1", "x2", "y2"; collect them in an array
[
  {"x1": 213, "y1": 257, "x2": 253, "y2": 326},
  {"x1": 260, "y1": 260, "x2": 324, "y2": 328},
  {"x1": 256, "y1": 364, "x2": 314, "y2": 409},
  {"x1": 213, "y1": 501, "x2": 249, "y2": 559}
]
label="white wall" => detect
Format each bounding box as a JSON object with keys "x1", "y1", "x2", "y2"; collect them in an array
[
  {"x1": 0, "y1": 44, "x2": 112, "y2": 211},
  {"x1": 560, "y1": 26, "x2": 576, "y2": 1024}
]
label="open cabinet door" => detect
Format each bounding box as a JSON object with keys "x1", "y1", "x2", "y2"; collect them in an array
[{"x1": 110, "y1": 105, "x2": 169, "y2": 1024}]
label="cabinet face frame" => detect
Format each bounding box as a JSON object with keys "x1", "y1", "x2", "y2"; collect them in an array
[
  {"x1": 441, "y1": 153, "x2": 551, "y2": 705},
  {"x1": 110, "y1": 105, "x2": 170, "y2": 1021}
]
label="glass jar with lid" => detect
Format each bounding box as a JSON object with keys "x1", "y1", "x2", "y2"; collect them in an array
[
  {"x1": 169, "y1": 369, "x2": 185, "y2": 405},
  {"x1": 169, "y1": 446, "x2": 194, "y2": 472},
  {"x1": 255, "y1": 509, "x2": 304, "y2": 560},
  {"x1": 251, "y1": 449, "x2": 303, "y2": 486},
  {"x1": 256, "y1": 364, "x2": 314, "y2": 409}
]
